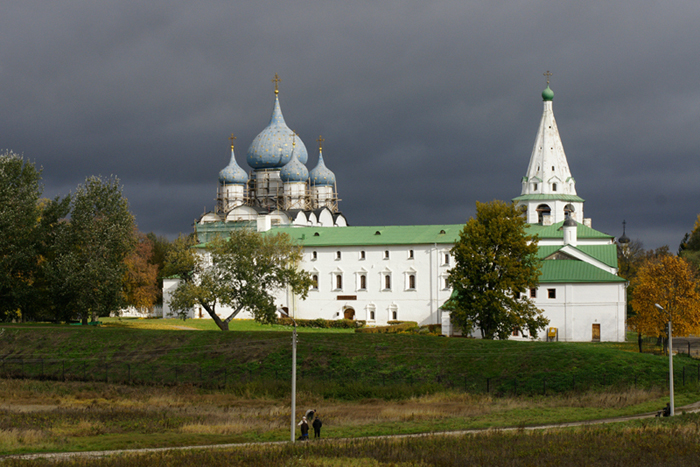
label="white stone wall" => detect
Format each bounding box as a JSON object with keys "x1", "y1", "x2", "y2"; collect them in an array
[
  {"x1": 533, "y1": 282, "x2": 627, "y2": 342},
  {"x1": 279, "y1": 244, "x2": 454, "y2": 326}
]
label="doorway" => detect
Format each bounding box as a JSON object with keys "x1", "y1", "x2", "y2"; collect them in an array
[
  {"x1": 343, "y1": 308, "x2": 355, "y2": 320},
  {"x1": 592, "y1": 323, "x2": 601, "y2": 342}
]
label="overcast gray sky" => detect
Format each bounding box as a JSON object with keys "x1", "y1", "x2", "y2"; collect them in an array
[{"x1": 2, "y1": 1, "x2": 699, "y2": 250}]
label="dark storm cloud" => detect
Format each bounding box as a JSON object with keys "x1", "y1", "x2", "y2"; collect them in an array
[{"x1": 2, "y1": 0, "x2": 699, "y2": 248}]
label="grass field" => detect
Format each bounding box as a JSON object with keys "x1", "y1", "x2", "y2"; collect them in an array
[
  {"x1": 5, "y1": 415, "x2": 700, "y2": 467},
  {"x1": 1, "y1": 319, "x2": 699, "y2": 461}
]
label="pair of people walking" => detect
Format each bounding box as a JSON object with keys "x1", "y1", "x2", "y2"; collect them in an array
[{"x1": 298, "y1": 409, "x2": 323, "y2": 440}]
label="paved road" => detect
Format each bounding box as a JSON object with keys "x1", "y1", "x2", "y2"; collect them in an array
[{"x1": 3, "y1": 401, "x2": 700, "y2": 463}]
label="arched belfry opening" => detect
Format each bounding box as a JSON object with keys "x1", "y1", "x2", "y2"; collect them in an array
[
  {"x1": 536, "y1": 204, "x2": 551, "y2": 224},
  {"x1": 564, "y1": 203, "x2": 575, "y2": 219}
]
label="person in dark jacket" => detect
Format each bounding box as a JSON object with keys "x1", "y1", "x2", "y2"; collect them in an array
[
  {"x1": 312, "y1": 415, "x2": 322, "y2": 438},
  {"x1": 298, "y1": 416, "x2": 309, "y2": 440}
]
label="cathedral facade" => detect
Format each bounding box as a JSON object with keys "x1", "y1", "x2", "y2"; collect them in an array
[{"x1": 163, "y1": 79, "x2": 627, "y2": 342}]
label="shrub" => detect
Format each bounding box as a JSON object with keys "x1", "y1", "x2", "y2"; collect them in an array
[
  {"x1": 277, "y1": 317, "x2": 365, "y2": 329},
  {"x1": 355, "y1": 322, "x2": 419, "y2": 334}
]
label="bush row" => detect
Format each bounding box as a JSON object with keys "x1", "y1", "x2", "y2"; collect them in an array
[
  {"x1": 277, "y1": 317, "x2": 366, "y2": 329},
  {"x1": 355, "y1": 322, "x2": 419, "y2": 334}
]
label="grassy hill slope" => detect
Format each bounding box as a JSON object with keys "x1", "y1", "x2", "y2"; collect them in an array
[{"x1": 1, "y1": 320, "x2": 697, "y2": 399}]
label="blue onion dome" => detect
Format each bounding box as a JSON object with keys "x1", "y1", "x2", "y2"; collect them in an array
[
  {"x1": 309, "y1": 149, "x2": 336, "y2": 187},
  {"x1": 246, "y1": 94, "x2": 308, "y2": 169},
  {"x1": 280, "y1": 145, "x2": 309, "y2": 183},
  {"x1": 219, "y1": 147, "x2": 248, "y2": 185}
]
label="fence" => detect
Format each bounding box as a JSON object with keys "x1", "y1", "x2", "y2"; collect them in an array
[{"x1": 2, "y1": 356, "x2": 699, "y2": 397}]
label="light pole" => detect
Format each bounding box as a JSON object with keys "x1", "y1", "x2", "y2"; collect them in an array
[
  {"x1": 279, "y1": 309, "x2": 298, "y2": 441},
  {"x1": 655, "y1": 303, "x2": 674, "y2": 416}
]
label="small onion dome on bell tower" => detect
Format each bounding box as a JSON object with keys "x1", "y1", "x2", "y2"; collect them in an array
[
  {"x1": 563, "y1": 216, "x2": 577, "y2": 227},
  {"x1": 280, "y1": 135, "x2": 309, "y2": 183},
  {"x1": 246, "y1": 74, "x2": 308, "y2": 169},
  {"x1": 618, "y1": 220, "x2": 631, "y2": 244},
  {"x1": 542, "y1": 84, "x2": 554, "y2": 101},
  {"x1": 219, "y1": 137, "x2": 248, "y2": 185},
  {"x1": 309, "y1": 140, "x2": 336, "y2": 187}
]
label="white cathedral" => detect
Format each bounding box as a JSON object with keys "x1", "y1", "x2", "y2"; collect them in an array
[{"x1": 163, "y1": 78, "x2": 627, "y2": 342}]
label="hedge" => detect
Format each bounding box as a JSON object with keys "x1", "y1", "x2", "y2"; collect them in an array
[{"x1": 277, "y1": 317, "x2": 366, "y2": 329}]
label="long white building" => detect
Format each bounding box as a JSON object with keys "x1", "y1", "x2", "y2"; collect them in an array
[{"x1": 163, "y1": 78, "x2": 627, "y2": 342}]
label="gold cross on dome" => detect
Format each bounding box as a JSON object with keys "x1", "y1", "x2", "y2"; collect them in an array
[
  {"x1": 544, "y1": 70, "x2": 552, "y2": 85},
  {"x1": 229, "y1": 133, "x2": 236, "y2": 149},
  {"x1": 317, "y1": 135, "x2": 324, "y2": 150},
  {"x1": 272, "y1": 73, "x2": 281, "y2": 94}
]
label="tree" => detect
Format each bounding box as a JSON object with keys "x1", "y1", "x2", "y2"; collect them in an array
[
  {"x1": 630, "y1": 255, "x2": 700, "y2": 350},
  {"x1": 617, "y1": 239, "x2": 646, "y2": 282},
  {"x1": 680, "y1": 215, "x2": 700, "y2": 272},
  {"x1": 48, "y1": 176, "x2": 135, "y2": 324},
  {"x1": 122, "y1": 229, "x2": 159, "y2": 310},
  {"x1": 617, "y1": 239, "x2": 672, "y2": 352},
  {"x1": 165, "y1": 228, "x2": 313, "y2": 331},
  {"x1": 31, "y1": 196, "x2": 72, "y2": 322},
  {"x1": 0, "y1": 151, "x2": 42, "y2": 321},
  {"x1": 447, "y1": 200, "x2": 548, "y2": 339},
  {"x1": 146, "y1": 232, "x2": 173, "y2": 305}
]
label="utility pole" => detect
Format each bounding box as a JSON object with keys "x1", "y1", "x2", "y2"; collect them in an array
[{"x1": 656, "y1": 303, "x2": 674, "y2": 416}]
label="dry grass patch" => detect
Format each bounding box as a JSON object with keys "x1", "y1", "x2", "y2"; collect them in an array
[{"x1": 0, "y1": 429, "x2": 50, "y2": 449}]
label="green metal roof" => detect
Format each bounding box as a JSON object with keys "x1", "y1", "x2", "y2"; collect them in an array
[
  {"x1": 537, "y1": 244, "x2": 619, "y2": 268},
  {"x1": 526, "y1": 221, "x2": 614, "y2": 240},
  {"x1": 576, "y1": 245, "x2": 619, "y2": 268},
  {"x1": 270, "y1": 224, "x2": 462, "y2": 247},
  {"x1": 512, "y1": 193, "x2": 585, "y2": 202},
  {"x1": 539, "y1": 260, "x2": 626, "y2": 283}
]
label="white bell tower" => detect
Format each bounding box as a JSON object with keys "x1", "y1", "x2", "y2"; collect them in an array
[{"x1": 514, "y1": 72, "x2": 588, "y2": 226}]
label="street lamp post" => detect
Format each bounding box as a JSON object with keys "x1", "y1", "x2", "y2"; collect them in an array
[
  {"x1": 655, "y1": 303, "x2": 674, "y2": 416},
  {"x1": 280, "y1": 309, "x2": 298, "y2": 441}
]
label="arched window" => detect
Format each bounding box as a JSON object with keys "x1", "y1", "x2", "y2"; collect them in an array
[
  {"x1": 384, "y1": 250, "x2": 390, "y2": 259},
  {"x1": 311, "y1": 275, "x2": 318, "y2": 290},
  {"x1": 335, "y1": 274, "x2": 343, "y2": 290},
  {"x1": 384, "y1": 274, "x2": 391, "y2": 290},
  {"x1": 408, "y1": 274, "x2": 416, "y2": 290},
  {"x1": 552, "y1": 183, "x2": 558, "y2": 192},
  {"x1": 360, "y1": 275, "x2": 367, "y2": 290}
]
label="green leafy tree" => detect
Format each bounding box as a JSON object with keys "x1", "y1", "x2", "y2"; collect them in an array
[
  {"x1": 146, "y1": 232, "x2": 173, "y2": 305},
  {"x1": 165, "y1": 228, "x2": 313, "y2": 331},
  {"x1": 0, "y1": 151, "x2": 42, "y2": 321},
  {"x1": 32, "y1": 196, "x2": 72, "y2": 322},
  {"x1": 447, "y1": 200, "x2": 548, "y2": 339},
  {"x1": 48, "y1": 176, "x2": 135, "y2": 324}
]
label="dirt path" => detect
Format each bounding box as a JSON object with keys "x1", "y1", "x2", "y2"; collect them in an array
[{"x1": 3, "y1": 402, "x2": 700, "y2": 463}]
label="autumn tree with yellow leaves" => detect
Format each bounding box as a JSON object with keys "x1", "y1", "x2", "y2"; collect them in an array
[{"x1": 630, "y1": 255, "x2": 700, "y2": 351}]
